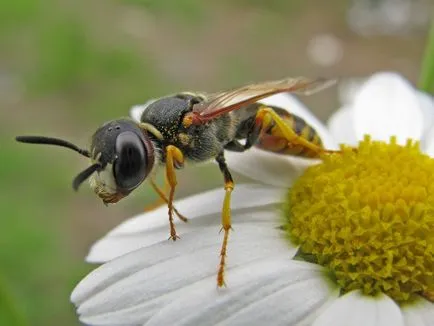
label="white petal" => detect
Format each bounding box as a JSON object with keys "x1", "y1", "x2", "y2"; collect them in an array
[
  {"x1": 418, "y1": 92, "x2": 434, "y2": 149},
  {"x1": 72, "y1": 225, "x2": 302, "y2": 325},
  {"x1": 422, "y1": 126, "x2": 434, "y2": 157},
  {"x1": 338, "y1": 77, "x2": 365, "y2": 105},
  {"x1": 129, "y1": 99, "x2": 157, "y2": 122},
  {"x1": 111, "y1": 184, "x2": 281, "y2": 235},
  {"x1": 418, "y1": 91, "x2": 434, "y2": 133},
  {"x1": 146, "y1": 260, "x2": 338, "y2": 326},
  {"x1": 130, "y1": 105, "x2": 145, "y2": 123},
  {"x1": 313, "y1": 290, "x2": 404, "y2": 326},
  {"x1": 87, "y1": 209, "x2": 287, "y2": 263},
  {"x1": 73, "y1": 248, "x2": 337, "y2": 326},
  {"x1": 402, "y1": 297, "x2": 434, "y2": 326},
  {"x1": 76, "y1": 224, "x2": 292, "y2": 305},
  {"x1": 327, "y1": 106, "x2": 358, "y2": 146},
  {"x1": 87, "y1": 184, "x2": 283, "y2": 262},
  {"x1": 353, "y1": 72, "x2": 423, "y2": 145},
  {"x1": 225, "y1": 147, "x2": 319, "y2": 188}
]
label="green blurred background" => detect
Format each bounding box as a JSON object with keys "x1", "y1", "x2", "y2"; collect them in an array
[{"x1": 0, "y1": 0, "x2": 431, "y2": 325}]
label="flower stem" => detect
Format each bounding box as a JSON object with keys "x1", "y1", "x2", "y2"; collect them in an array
[
  {"x1": 0, "y1": 274, "x2": 27, "y2": 326},
  {"x1": 419, "y1": 18, "x2": 434, "y2": 94}
]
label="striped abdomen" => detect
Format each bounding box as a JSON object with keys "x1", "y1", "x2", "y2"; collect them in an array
[{"x1": 255, "y1": 106, "x2": 324, "y2": 158}]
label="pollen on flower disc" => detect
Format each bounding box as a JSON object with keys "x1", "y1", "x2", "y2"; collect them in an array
[{"x1": 285, "y1": 136, "x2": 433, "y2": 303}]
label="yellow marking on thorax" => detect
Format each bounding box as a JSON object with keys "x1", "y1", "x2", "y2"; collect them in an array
[
  {"x1": 177, "y1": 133, "x2": 192, "y2": 146},
  {"x1": 139, "y1": 122, "x2": 164, "y2": 140}
]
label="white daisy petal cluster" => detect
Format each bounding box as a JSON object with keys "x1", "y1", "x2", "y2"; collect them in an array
[{"x1": 72, "y1": 72, "x2": 434, "y2": 326}]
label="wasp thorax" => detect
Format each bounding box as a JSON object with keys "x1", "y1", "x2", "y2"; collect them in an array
[{"x1": 89, "y1": 119, "x2": 156, "y2": 203}]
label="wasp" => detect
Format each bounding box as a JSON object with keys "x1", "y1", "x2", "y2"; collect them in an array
[{"x1": 16, "y1": 77, "x2": 336, "y2": 286}]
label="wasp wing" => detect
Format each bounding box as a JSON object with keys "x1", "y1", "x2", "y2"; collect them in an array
[{"x1": 191, "y1": 77, "x2": 336, "y2": 120}]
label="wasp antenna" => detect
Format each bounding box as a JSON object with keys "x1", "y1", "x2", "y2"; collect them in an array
[
  {"x1": 72, "y1": 163, "x2": 101, "y2": 191},
  {"x1": 16, "y1": 136, "x2": 90, "y2": 158}
]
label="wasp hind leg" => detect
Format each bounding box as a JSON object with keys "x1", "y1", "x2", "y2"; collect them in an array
[
  {"x1": 215, "y1": 151, "x2": 234, "y2": 287},
  {"x1": 165, "y1": 145, "x2": 185, "y2": 241},
  {"x1": 254, "y1": 106, "x2": 326, "y2": 156}
]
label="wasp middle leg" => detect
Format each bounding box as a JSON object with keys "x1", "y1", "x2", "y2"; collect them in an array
[
  {"x1": 165, "y1": 145, "x2": 185, "y2": 241},
  {"x1": 215, "y1": 151, "x2": 234, "y2": 287}
]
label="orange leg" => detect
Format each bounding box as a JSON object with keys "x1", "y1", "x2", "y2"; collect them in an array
[
  {"x1": 215, "y1": 152, "x2": 234, "y2": 287},
  {"x1": 423, "y1": 290, "x2": 434, "y2": 302},
  {"x1": 150, "y1": 179, "x2": 188, "y2": 222},
  {"x1": 144, "y1": 179, "x2": 167, "y2": 212},
  {"x1": 165, "y1": 145, "x2": 185, "y2": 241},
  {"x1": 255, "y1": 107, "x2": 325, "y2": 155}
]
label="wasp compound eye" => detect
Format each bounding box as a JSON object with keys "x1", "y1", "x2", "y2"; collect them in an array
[{"x1": 113, "y1": 131, "x2": 148, "y2": 191}]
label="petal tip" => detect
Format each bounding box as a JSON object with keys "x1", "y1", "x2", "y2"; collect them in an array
[{"x1": 353, "y1": 71, "x2": 423, "y2": 143}]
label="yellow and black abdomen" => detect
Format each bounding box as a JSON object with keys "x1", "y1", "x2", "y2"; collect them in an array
[{"x1": 255, "y1": 106, "x2": 324, "y2": 158}]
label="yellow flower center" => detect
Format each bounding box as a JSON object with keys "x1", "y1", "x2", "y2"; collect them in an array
[{"x1": 285, "y1": 136, "x2": 434, "y2": 303}]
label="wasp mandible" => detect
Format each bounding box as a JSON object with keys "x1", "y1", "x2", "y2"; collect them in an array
[{"x1": 16, "y1": 77, "x2": 336, "y2": 287}]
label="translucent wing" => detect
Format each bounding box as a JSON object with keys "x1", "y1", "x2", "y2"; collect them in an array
[{"x1": 191, "y1": 77, "x2": 336, "y2": 119}]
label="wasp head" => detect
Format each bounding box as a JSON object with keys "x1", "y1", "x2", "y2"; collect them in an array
[
  {"x1": 16, "y1": 119, "x2": 156, "y2": 204},
  {"x1": 88, "y1": 119, "x2": 156, "y2": 204}
]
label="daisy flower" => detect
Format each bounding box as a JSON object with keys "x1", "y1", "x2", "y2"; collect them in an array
[{"x1": 71, "y1": 72, "x2": 434, "y2": 326}]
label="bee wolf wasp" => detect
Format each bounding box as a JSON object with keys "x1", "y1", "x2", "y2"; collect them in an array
[{"x1": 16, "y1": 77, "x2": 336, "y2": 287}]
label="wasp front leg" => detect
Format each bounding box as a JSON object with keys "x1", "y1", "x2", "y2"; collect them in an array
[
  {"x1": 215, "y1": 152, "x2": 234, "y2": 287},
  {"x1": 165, "y1": 145, "x2": 185, "y2": 241},
  {"x1": 143, "y1": 178, "x2": 167, "y2": 212}
]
